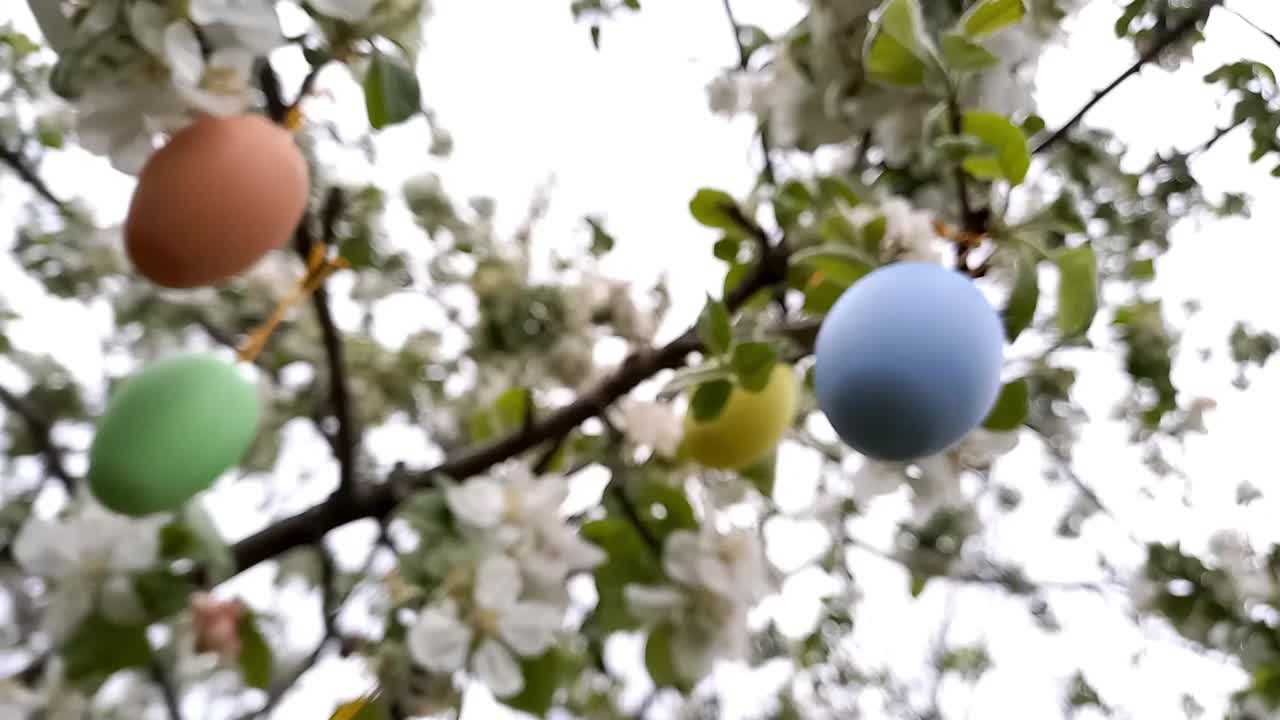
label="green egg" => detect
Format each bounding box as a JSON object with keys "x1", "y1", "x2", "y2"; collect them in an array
[{"x1": 88, "y1": 352, "x2": 261, "y2": 517}]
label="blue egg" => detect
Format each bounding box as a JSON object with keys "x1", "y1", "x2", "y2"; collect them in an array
[{"x1": 814, "y1": 261, "x2": 1005, "y2": 461}]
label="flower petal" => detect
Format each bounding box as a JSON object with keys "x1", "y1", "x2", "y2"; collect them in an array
[
  {"x1": 43, "y1": 583, "x2": 92, "y2": 645},
  {"x1": 497, "y1": 602, "x2": 560, "y2": 657},
  {"x1": 473, "y1": 554, "x2": 521, "y2": 613},
  {"x1": 471, "y1": 638, "x2": 524, "y2": 698},
  {"x1": 13, "y1": 518, "x2": 77, "y2": 579},
  {"x1": 407, "y1": 605, "x2": 471, "y2": 673},
  {"x1": 99, "y1": 575, "x2": 147, "y2": 626},
  {"x1": 661, "y1": 530, "x2": 700, "y2": 586},
  {"x1": 445, "y1": 479, "x2": 504, "y2": 529},
  {"x1": 623, "y1": 584, "x2": 687, "y2": 622},
  {"x1": 163, "y1": 23, "x2": 205, "y2": 91}
]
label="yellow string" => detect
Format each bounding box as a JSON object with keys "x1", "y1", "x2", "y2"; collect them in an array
[{"x1": 236, "y1": 241, "x2": 349, "y2": 364}]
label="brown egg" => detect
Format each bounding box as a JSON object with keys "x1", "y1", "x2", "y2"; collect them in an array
[{"x1": 124, "y1": 113, "x2": 310, "y2": 289}]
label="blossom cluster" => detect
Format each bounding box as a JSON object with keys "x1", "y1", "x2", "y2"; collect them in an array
[
  {"x1": 707, "y1": 0, "x2": 1084, "y2": 161},
  {"x1": 405, "y1": 461, "x2": 606, "y2": 698},
  {"x1": 29, "y1": 0, "x2": 429, "y2": 174},
  {"x1": 625, "y1": 524, "x2": 772, "y2": 683}
]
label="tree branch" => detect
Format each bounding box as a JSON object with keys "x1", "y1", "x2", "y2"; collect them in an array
[
  {"x1": 149, "y1": 659, "x2": 184, "y2": 720},
  {"x1": 721, "y1": 0, "x2": 778, "y2": 187},
  {"x1": 294, "y1": 181, "x2": 358, "y2": 498},
  {"x1": 0, "y1": 145, "x2": 63, "y2": 209},
  {"x1": 1032, "y1": 0, "x2": 1222, "y2": 156},
  {"x1": 229, "y1": 236, "x2": 790, "y2": 579},
  {"x1": 1221, "y1": 5, "x2": 1280, "y2": 51},
  {"x1": 0, "y1": 385, "x2": 74, "y2": 492}
]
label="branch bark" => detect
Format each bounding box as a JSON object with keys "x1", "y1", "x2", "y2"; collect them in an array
[
  {"x1": 294, "y1": 188, "x2": 359, "y2": 497},
  {"x1": 0, "y1": 385, "x2": 74, "y2": 492},
  {"x1": 1032, "y1": 0, "x2": 1222, "y2": 156},
  {"x1": 230, "y1": 234, "x2": 790, "y2": 579},
  {"x1": 0, "y1": 145, "x2": 63, "y2": 209}
]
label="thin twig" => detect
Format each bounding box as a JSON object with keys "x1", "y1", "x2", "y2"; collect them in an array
[
  {"x1": 1033, "y1": 0, "x2": 1223, "y2": 155},
  {"x1": 0, "y1": 146, "x2": 63, "y2": 209},
  {"x1": 0, "y1": 385, "x2": 74, "y2": 492},
  {"x1": 1221, "y1": 5, "x2": 1280, "y2": 50},
  {"x1": 1190, "y1": 118, "x2": 1246, "y2": 157},
  {"x1": 721, "y1": 0, "x2": 778, "y2": 187},
  {"x1": 236, "y1": 541, "x2": 377, "y2": 720},
  {"x1": 229, "y1": 231, "x2": 790, "y2": 578},
  {"x1": 149, "y1": 659, "x2": 184, "y2": 720},
  {"x1": 295, "y1": 187, "x2": 358, "y2": 498}
]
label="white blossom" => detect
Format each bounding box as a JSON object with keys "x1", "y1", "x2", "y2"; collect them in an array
[
  {"x1": 13, "y1": 501, "x2": 165, "y2": 642},
  {"x1": 610, "y1": 398, "x2": 683, "y2": 458},
  {"x1": 407, "y1": 554, "x2": 562, "y2": 698},
  {"x1": 164, "y1": 22, "x2": 256, "y2": 116},
  {"x1": 848, "y1": 197, "x2": 944, "y2": 265},
  {"x1": 622, "y1": 525, "x2": 770, "y2": 682},
  {"x1": 1209, "y1": 530, "x2": 1274, "y2": 601},
  {"x1": 75, "y1": 78, "x2": 188, "y2": 175},
  {"x1": 851, "y1": 459, "x2": 907, "y2": 502},
  {"x1": 663, "y1": 526, "x2": 771, "y2": 603},
  {"x1": 189, "y1": 0, "x2": 284, "y2": 55},
  {"x1": 446, "y1": 462, "x2": 606, "y2": 602},
  {"x1": 0, "y1": 658, "x2": 87, "y2": 720}
]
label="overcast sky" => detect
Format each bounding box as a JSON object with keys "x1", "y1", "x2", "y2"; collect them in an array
[{"x1": 3, "y1": 1, "x2": 1280, "y2": 719}]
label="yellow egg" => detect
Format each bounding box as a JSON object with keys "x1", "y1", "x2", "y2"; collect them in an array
[
  {"x1": 124, "y1": 113, "x2": 310, "y2": 289},
  {"x1": 683, "y1": 363, "x2": 798, "y2": 470}
]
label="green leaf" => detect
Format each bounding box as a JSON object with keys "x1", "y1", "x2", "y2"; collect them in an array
[
  {"x1": 37, "y1": 123, "x2": 65, "y2": 149},
  {"x1": 134, "y1": 569, "x2": 196, "y2": 622},
  {"x1": 238, "y1": 611, "x2": 273, "y2": 690},
  {"x1": 689, "y1": 188, "x2": 745, "y2": 232},
  {"x1": 732, "y1": 342, "x2": 778, "y2": 392},
  {"x1": 626, "y1": 477, "x2": 698, "y2": 544},
  {"x1": 722, "y1": 262, "x2": 773, "y2": 310},
  {"x1": 793, "y1": 245, "x2": 873, "y2": 315},
  {"x1": 940, "y1": 32, "x2": 999, "y2": 71},
  {"x1": 645, "y1": 623, "x2": 684, "y2": 689},
  {"x1": 1055, "y1": 244, "x2": 1098, "y2": 338},
  {"x1": 691, "y1": 379, "x2": 733, "y2": 422},
  {"x1": 1045, "y1": 193, "x2": 1088, "y2": 234},
  {"x1": 713, "y1": 237, "x2": 741, "y2": 262},
  {"x1": 961, "y1": 110, "x2": 1031, "y2": 185},
  {"x1": 364, "y1": 52, "x2": 422, "y2": 130},
  {"x1": 910, "y1": 575, "x2": 928, "y2": 597},
  {"x1": 1002, "y1": 247, "x2": 1039, "y2": 341},
  {"x1": 331, "y1": 693, "x2": 391, "y2": 720},
  {"x1": 585, "y1": 217, "x2": 615, "y2": 257},
  {"x1": 503, "y1": 649, "x2": 566, "y2": 717},
  {"x1": 1021, "y1": 114, "x2": 1046, "y2": 136},
  {"x1": 960, "y1": 0, "x2": 1027, "y2": 37},
  {"x1": 862, "y1": 214, "x2": 888, "y2": 255},
  {"x1": 741, "y1": 451, "x2": 777, "y2": 497},
  {"x1": 582, "y1": 519, "x2": 662, "y2": 634},
  {"x1": 697, "y1": 296, "x2": 733, "y2": 356},
  {"x1": 982, "y1": 379, "x2": 1028, "y2": 431},
  {"x1": 864, "y1": 0, "x2": 931, "y2": 86},
  {"x1": 793, "y1": 245, "x2": 874, "y2": 283},
  {"x1": 775, "y1": 180, "x2": 813, "y2": 228},
  {"x1": 62, "y1": 615, "x2": 152, "y2": 684},
  {"x1": 816, "y1": 177, "x2": 861, "y2": 207}
]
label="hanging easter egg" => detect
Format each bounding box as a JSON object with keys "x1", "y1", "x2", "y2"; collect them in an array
[
  {"x1": 814, "y1": 261, "x2": 1004, "y2": 462},
  {"x1": 124, "y1": 113, "x2": 309, "y2": 289},
  {"x1": 683, "y1": 363, "x2": 798, "y2": 470},
  {"x1": 88, "y1": 353, "x2": 261, "y2": 516}
]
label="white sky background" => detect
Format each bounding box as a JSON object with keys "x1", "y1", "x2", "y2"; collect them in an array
[{"x1": 2, "y1": 0, "x2": 1280, "y2": 719}]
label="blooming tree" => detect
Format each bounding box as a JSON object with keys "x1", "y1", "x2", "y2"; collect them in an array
[{"x1": 0, "y1": 0, "x2": 1278, "y2": 719}]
